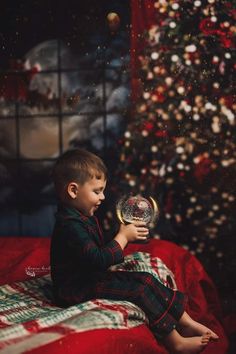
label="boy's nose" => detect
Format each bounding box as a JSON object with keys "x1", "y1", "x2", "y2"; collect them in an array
[{"x1": 100, "y1": 192, "x2": 105, "y2": 200}]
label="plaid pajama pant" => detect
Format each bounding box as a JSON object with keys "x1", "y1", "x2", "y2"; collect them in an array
[{"x1": 57, "y1": 270, "x2": 186, "y2": 340}]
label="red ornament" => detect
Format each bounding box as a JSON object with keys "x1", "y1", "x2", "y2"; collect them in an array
[
  {"x1": 153, "y1": 87, "x2": 166, "y2": 103},
  {"x1": 194, "y1": 157, "x2": 212, "y2": 183},
  {"x1": 219, "y1": 33, "x2": 235, "y2": 48},
  {"x1": 220, "y1": 95, "x2": 235, "y2": 108},
  {"x1": 199, "y1": 18, "x2": 217, "y2": 35},
  {"x1": 199, "y1": 18, "x2": 235, "y2": 48},
  {"x1": 155, "y1": 130, "x2": 168, "y2": 138},
  {"x1": 143, "y1": 122, "x2": 154, "y2": 131}
]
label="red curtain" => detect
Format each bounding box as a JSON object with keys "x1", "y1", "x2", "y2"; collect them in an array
[{"x1": 130, "y1": 0, "x2": 156, "y2": 102}]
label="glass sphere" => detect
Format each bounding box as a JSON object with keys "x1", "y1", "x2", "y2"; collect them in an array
[{"x1": 116, "y1": 195, "x2": 158, "y2": 224}]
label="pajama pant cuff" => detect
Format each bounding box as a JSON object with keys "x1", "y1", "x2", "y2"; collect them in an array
[
  {"x1": 150, "y1": 290, "x2": 187, "y2": 339},
  {"x1": 150, "y1": 312, "x2": 178, "y2": 339},
  {"x1": 168, "y1": 289, "x2": 187, "y2": 321}
]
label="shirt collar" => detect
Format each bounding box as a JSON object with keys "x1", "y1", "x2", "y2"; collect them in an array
[{"x1": 56, "y1": 204, "x2": 96, "y2": 226}]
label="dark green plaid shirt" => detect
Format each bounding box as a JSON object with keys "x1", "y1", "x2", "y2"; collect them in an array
[{"x1": 50, "y1": 204, "x2": 124, "y2": 294}]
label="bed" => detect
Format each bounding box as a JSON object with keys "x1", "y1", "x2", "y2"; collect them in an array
[{"x1": 0, "y1": 237, "x2": 229, "y2": 354}]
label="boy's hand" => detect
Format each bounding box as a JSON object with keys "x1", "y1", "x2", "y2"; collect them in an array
[
  {"x1": 121, "y1": 222, "x2": 149, "y2": 242},
  {"x1": 114, "y1": 221, "x2": 149, "y2": 249}
]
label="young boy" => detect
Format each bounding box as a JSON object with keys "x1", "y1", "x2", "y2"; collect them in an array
[{"x1": 50, "y1": 148, "x2": 218, "y2": 353}]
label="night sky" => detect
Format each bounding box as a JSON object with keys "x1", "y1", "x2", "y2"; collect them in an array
[{"x1": 0, "y1": 0, "x2": 130, "y2": 69}]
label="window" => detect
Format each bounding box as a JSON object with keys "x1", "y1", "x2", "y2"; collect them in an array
[{"x1": 0, "y1": 2, "x2": 130, "y2": 236}]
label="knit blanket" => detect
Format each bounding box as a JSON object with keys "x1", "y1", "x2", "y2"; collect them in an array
[{"x1": 0, "y1": 252, "x2": 175, "y2": 354}]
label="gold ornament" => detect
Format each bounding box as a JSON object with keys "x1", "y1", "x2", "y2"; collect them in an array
[{"x1": 107, "y1": 12, "x2": 120, "y2": 31}]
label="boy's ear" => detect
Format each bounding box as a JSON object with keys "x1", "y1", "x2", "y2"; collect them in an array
[{"x1": 67, "y1": 182, "x2": 79, "y2": 199}]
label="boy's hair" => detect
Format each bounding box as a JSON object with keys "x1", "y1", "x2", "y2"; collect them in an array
[{"x1": 52, "y1": 149, "x2": 108, "y2": 195}]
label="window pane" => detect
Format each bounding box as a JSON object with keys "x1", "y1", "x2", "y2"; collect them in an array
[
  {"x1": 62, "y1": 115, "x2": 91, "y2": 151},
  {"x1": 0, "y1": 100, "x2": 16, "y2": 117},
  {"x1": 62, "y1": 114, "x2": 107, "y2": 152},
  {"x1": 21, "y1": 204, "x2": 57, "y2": 237},
  {"x1": 88, "y1": 114, "x2": 105, "y2": 151},
  {"x1": 0, "y1": 161, "x2": 19, "y2": 235},
  {"x1": 89, "y1": 112, "x2": 127, "y2": 152},
  {"x1": 18, "y1": 161, "x2": 55, "y2": 205},
  {"x1": 25, "y1": 40, "x2": 60, "y2": 71},
  {"x1": 61, "y1": 69, "x2": 104, "y2": 114},
  {"x1": 0, "y1": 119, "x2": 17, "y2": 158},
  {"x1": 0, "y1": 72, "x2": 18, "y2": 117},
  {"x1": 105, "y1": 69, "x2": 130, "y2": 114},
  {"x1": 19, "y1": 72, "x2": 59, "y2": 115},
  {"x1": 0, "y1": 161, "x2": 18, "y2": 206},
  {"x1": 19, "y1": 117, "x2": 59, "y2": 158},
  {"x1": 0, "y1": 208, "x2": 19, "y2": 236}
]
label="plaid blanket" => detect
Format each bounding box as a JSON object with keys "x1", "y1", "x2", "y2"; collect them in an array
[
  {"x1": 110, "y1": 252, "x2": 177, "y2": 289},
  {"x1": 0, "y1": 252, "x2": 176, "y2": 354}
]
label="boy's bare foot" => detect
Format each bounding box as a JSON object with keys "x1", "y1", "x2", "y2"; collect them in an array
[
  {"x1": 164, "y1": 330, "x2": 211, "y2": 354},
  {"x1": 179, "y1": 312, "x2": 219, "y2": 340}
]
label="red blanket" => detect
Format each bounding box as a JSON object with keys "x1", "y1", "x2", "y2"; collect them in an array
[{"x1": 0, "y1": 237, "x2": 229, "y2": 353}]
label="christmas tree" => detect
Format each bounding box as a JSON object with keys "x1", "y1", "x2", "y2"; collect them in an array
[{"x1": 106, "y1": 0, "x2": 236, "y2": 297}]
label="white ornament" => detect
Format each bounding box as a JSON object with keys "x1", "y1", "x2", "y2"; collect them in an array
[
  {"x1": 151, "y1": 145, "x2": 158, "y2": 152},
  {"x1": 172, "y1": 3, "x2": 179, "y2": 10},
  {"x1": 193, "y1": 114, "x2": 200, "y2": 121},
  {"x1": 169, "y1": 21, "x2": 177, "y2": 29},
  {"x1": 124, "y1": 131, "x2": 131, "y2": 138},
  {"x1": 194, "y1": 0, "x2": 201, "y2": 7},
  {"x1": 177, "y1": 86, "x2": 185, "y2": 94},
  {"x1": 176, "y1": 146, "x2": 184, "y2": 154},
  {"x1": 171, "y1": 54, "x2": 179, "y2": 62},
  {"x1": 151, "y1": 52, "x2": 159, "y2": 60},
  {"x1": 165, "y1": 77, "x2": 173, "y2": 85},
  {"x1": 211, "y1": 16, "x2": 217, "y2": 22},
  {"x1": 185, "y1": 44, "x2": 197, "y2": 53},
  {"x1": 143, "y1": 92, "x2": 150, "y2": 99},
  {"x1": 177, "y1": 163, "x2": 184, "y2": 170}
]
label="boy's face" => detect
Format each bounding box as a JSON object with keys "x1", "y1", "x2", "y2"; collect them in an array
[{"x1": 71, "y1": 175, "x2": 106, "y2": 216}]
